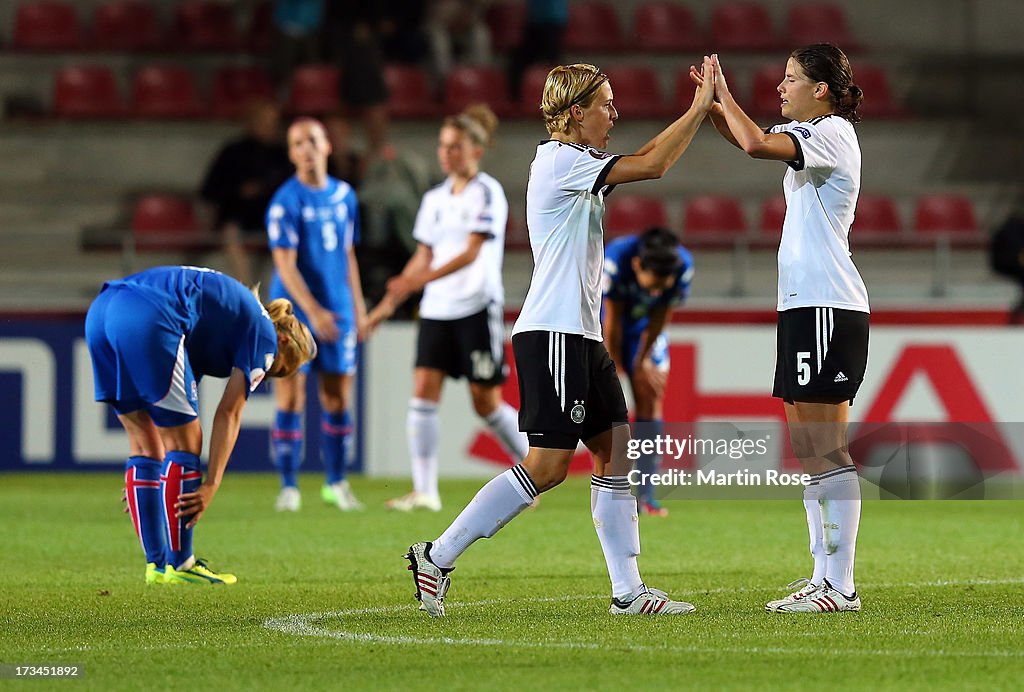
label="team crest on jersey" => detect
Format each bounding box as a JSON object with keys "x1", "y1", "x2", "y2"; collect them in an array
[
  {"x1": 793, "y1": 126, "x2": 812, "y2": 139},
  {"x1": 570, "y1": 400, "x2": 586, "y2": 424},
  {"x1": 189, "y1": 379, "x2": 198, "y2": 402}
]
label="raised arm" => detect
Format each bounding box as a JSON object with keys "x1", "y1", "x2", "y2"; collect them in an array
[
  {"x1": 710, "y1": 54, "x2": 798, "y2": 162},
  {"x1": 603, "y1": 56, "x2": 716, "y2": 185}
]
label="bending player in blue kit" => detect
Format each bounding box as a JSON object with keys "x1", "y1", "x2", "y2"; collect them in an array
[
  {"x1": 602, "y1": 227, "x2": 693, "y2": 516},
  {"x1": 85, "y1": 265, "x2": 316, "y2": 584},
  {"x1": 267, "y1": 117, "x2": 369, "y2": 512}
]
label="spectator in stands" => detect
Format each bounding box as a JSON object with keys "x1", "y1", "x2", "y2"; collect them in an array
[
  {"x1": 199, "y1": 99, "x2": 292, "y2": 285},
  {"x1": 85, "y1": 266, "x2": 315, "y2": 585},
  {"x1": 989, "y1": 210, "x2": 1024, "y2": 323},
  {"x1": 367, "y1": 104, "x2": 527, "y2": 512},
  {"x1": 323, "y1": 111, "x2": 365, "y2": 189},
  {"x1": 602, "y1": 227, "x2": 694, "y2": 517},
  {"x1": 270, "y1": 0, "x2": 325, "y2": 85},
  {"x1": 507, "y1": 0, "x2": 568, "y2": 100},
  {"x1": 423, "y1": 0, "x2": 492, "y2": 88},
  {"x1": 323, "y1": 5, "x2": 392, "y2": 159}
]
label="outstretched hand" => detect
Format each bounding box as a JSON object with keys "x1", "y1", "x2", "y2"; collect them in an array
[
  {"x1": 689, "y1": 56, "x2": 716, "y2": 112},
  {"x1": 690, "y1": 55, "x2": 726, "y2": 115}
]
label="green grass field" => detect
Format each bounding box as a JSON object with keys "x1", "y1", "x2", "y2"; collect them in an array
[{"x1": 2, "y1": 472, "x2": 1022, "y2": 690}]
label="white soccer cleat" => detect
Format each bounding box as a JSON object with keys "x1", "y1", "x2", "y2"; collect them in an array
[
  {"x1": 274, "y1": 486, "x2": 301, "y2": 512},
  {"x1": 774, "y1": 581, "x2": 861, "y2": 613},
  {"x1": 331, "y1": 480, "x2": 365, "y2": 511},
  {"x1": 609, "y1": 587, "x2": 696, "y2": 615},
  {"x1": 386, "y1": 491, "x2": 442, "y2": 512},
  {"x1": 404, "y1": 541, "x2": 451, "y2": 617},
  {"x1": 765, "y1": 578, "x2": 821, "y2": 612}
]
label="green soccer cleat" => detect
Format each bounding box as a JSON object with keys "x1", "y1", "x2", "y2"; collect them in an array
[
  {"x1": 163, "y1": 558, "x2": 238, "y2": 585},
  {"x1": 144, "y1": 562, "x2": 166, "y2": 585},
  {"x1": 320, "y1": 484, "x2": 337, "y2": 505}
]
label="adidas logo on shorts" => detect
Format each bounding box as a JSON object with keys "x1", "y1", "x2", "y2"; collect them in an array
[{"x1": 834, "y1": 371, "x2": 849, "y2": 383}]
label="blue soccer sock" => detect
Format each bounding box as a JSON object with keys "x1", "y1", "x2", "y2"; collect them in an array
[
  {"x1": 124, "y1": 456, "x2": 167, "y2": 568},
  {"x1": 321, "y1": 410, "x2": 352, "y2": 485},
  {"x1": 161, "y1": 451, "x2": 202, "y2": 570},
  {"x1": 634, "y1": 418, "x2": 664, "y2": 505},
  {"x1": 272, "y1": 410, "x2": 303, "y2": 489}
]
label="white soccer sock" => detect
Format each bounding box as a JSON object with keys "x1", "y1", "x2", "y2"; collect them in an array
[
  {"x1": 817, "y1": 465, "x2": 862, "y2": 597},
  {"x1": 429, "y1": 465, "x2": 538, "y2": 569},
  {"x1": 484, "y1": 402, "x2": 529, "y2": 462},
  {"x1": 407, "y1": 398, "x2": 440, "y2": 498},
  {"x1": 592, "y1": 475, "x2": 644, "y2": 600},
  {"x1": 803, "y1": 482, "x2": 827, "y2": 586}
]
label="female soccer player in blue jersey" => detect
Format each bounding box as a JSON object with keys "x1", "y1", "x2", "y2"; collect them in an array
[
  {"x1": 85, "y1": 265, "x2": 316, "y2": 584},
  {"x1": 266, "y1": 118, "x2": 369, "y2": 512},
  {"x1": 602, "y1": 227, "x2": 694, "y2": 516}
]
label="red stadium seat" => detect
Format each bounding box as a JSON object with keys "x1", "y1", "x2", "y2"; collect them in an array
[
  {"x1": 286, "y1": 64, "x2": 341, "y2": 115},
  {"x1": 14, "y1": 1, "x2": 82, "y2": 50},
  {"x1": 785, "y1": 3, "x2": 858, "y2": 50},
  {"x1": 443, "y1": 66, "x2": 513, "y2": 116},
  {"x1": 173, "y1": 0, "x2": 240, "y2": 51},
  {"x1": 504, "y1": 214, "x2": 531, "y2": 251},
  {"x1": 486, "y1": 1, "x2": 526, "y2": 52},
  {"x1": 854, "y1": 65, "x2": 905, "y2": 118},
  {"x1": 210, "y1": 66, "x2": 274, "y2": 118},
  {"x1": 750, "y1": 63, "x2": 784, "y2": 119},
  {"x1": 564, "y1": 1, "x2": 624, "y2": 52},
  {"x1": 853, "y1": 193, "x2": 902, "y2": 233},
  {"x1": 603, "y1": 67, "x2": 669, "y2": 119},
  {"x1": 131, "y1": 194, "x2": 202, "y2": 252},
  {"x1": 711, "y1": 3, "x2": 779, "y2": 52},
  {"x1": 759, "y1": 196, "x2": 787, "y2": 236},
  {"x1": 605, "y1": 196, "x2": 669, "y2": 239},
  {"x1": 632, "y1": 2, "x2": 703, "y2": 53},
  {"x1": 246, "y1": 0, "x2": 274, "y2": 52},
  {"x1": 52, "y1": 65, "x2": 125, "y2": 118},
  {"x1": 914, "y1": 194, "x2": 978, "y2": 234},
  {"x1": 684, "y1": 195, "x2": 747, "y2": 235},
  {"x1": 384, "y1": 64, "x2": 438, "y2": 119},
  {"x1": 92, "y1": 0, "x2": 162, "y2": 51},
  {"x1": 515, "y1": 64, "x2": 553, "y2": 118},
  {"x1": 131, "y1": 65, "x2": 206, "y2": 118}
]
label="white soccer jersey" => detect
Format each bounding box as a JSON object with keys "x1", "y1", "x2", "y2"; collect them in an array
[
  {"x1": 412, "y1": 171, "x2": 509, "y2": 320},
  {"x1": 512, "y1": 140, "x2": 620, "y2": 340},
  {"x1": 769, "y1": 115, "x2": 870, "y2": 313}
]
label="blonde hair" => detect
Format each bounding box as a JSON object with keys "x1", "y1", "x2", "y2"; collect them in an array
[
  {"x1": 252, "y1": 285, "x2": 316, "y2": 377},
  {"x1": 541, "y1": 64, "x2": 608, "y2": 135},
  {"x1": 443, "y1": 102, "x2": 499, "y2": 148}
]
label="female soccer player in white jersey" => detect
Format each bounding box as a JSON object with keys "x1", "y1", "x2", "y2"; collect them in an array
[
  {"x1": 368, "y1": 104, "x2": 528, "y2": 512},
  {"x1": 404, "y1": 59, "x2": 716, "y2": 617},
  {"x1": 694, "y1": 45, "x2": 868, "y2": 613}
]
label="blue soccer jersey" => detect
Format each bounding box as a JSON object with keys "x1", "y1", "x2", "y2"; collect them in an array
[
  {"x1": 266, "y1": 175, "x2": 360, "y2": 328},
  {"x1": 602, "y1": 235, "x2": 694, "y2": 372},
  {"x1": 86, "y1": 266, "x2": 279, "y2": 424}
]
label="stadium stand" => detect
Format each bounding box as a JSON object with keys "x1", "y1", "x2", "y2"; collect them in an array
[
  {"x1": 52, "y1": 64, "x2": 125, "y2": 118},
  {"x1": 285, "y1": 63, "x2": 341, "y2": 116},
  {"x1": 13, "y1": 0, "x2": 81, "y2": 50},
  {"x1": 130, "y1": 64, "x2": 206, "y2": 118},
  {"x1": 564, "y1": 1, "x2": 625, "y2": 52},
  {"x1": 605, "y1": 195, "x2": 670, "y2": 240},
  {"x1": 632, "y1": 2, "x2": 703, "y2": 53},
  {"x1": 711, "y1": 2, "x2": 780, "y2": 52},
  {"x1": 91, "y1": 0, "x2": 163, "y2": 51}
]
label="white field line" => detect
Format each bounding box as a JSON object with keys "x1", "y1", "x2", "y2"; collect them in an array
[{"x1": 32, "y1": 577, "x2": 1024, "y2": 657}]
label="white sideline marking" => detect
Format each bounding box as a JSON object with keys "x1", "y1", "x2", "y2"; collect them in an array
[{"x1": 261, "y1": 578, "x2": 1024, "y2": 659}]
